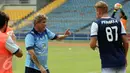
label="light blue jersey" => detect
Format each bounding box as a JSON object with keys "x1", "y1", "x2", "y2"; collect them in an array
[{"x1": 25, "y1": 28, "x2": 57, "y2": 70}]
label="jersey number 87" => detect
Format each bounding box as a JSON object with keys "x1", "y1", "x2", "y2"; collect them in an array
[{"x1": 106, "y1": 26, "x2": 118, "y2": 42}]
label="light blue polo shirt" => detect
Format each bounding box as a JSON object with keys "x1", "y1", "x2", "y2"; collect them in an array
[{"x1": 25, "y1": 28, "x2": 57, "y2": 70}]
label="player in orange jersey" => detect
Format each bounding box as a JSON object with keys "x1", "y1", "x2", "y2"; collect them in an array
[{"x1": 0, "y1": 11, "x2": 23, "y2": 73}]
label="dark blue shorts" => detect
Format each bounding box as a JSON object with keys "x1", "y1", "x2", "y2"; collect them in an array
[{"x1": 25, "y1": 67, "x2": 50, "y2": 73}]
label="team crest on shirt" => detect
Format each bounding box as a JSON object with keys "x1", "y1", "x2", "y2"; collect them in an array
[{"x1": 42, "y1": 43, "x2": 46, "y2": 49}]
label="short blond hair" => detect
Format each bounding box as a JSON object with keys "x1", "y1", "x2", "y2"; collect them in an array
[
  {"x1": 95, "y1": 1, "x2": 108, "y2": 9},
  {"x1": 34, "y1": 14, "x2": 48, "y2": 25}
]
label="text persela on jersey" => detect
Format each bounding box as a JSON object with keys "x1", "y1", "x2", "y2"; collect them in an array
[{"x1": 101, "y1": 20, "x2": 118, "y2": 24}]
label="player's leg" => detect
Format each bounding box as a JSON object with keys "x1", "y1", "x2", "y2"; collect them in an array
[
  {"x1": 102, "y1": 68, "x2": 116, "y2": 73},
  {"x1": 25, "y1": 67, "x2": 50, "y2": 73},
  {"x1": 25, "y1": 67, "x2": 41, "y2": 73},
  {"x1": 117, "y1": 66, "x2": 126, "y2": 73},
  {"x1": 46, "y1": 69, "x2": 50, "y2": 73}
]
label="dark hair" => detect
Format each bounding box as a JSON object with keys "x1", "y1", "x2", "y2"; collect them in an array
[{"x1": 0, "y1": 11, "x2": 9, "y2": 29}]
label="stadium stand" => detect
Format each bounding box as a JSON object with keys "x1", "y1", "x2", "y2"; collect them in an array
[
  {"x1": 3, "y1": 9, "x2": 33, "y2": 20},
  {"x1": 3, "y1": 9, "x2": 34, "y2": 26},
  {"x1": 10, "y1": 0, "x2": 130, "y2": 40},
  {"x1": 46, "y1": 0, "x2": 95, "y2": 34}
]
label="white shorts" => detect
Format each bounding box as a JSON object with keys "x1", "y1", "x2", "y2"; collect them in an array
[{"x1": 102, "y1": 66, "x2": 126, "y2": 73}]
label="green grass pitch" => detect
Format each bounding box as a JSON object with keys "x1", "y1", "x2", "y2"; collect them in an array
[{"x1": 13, "y1": 41, "x2": 130, "y2": 73}]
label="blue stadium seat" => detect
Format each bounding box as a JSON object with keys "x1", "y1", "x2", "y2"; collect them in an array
[{"x1": 16, "y1": 0, "x2": 129, "y2": 40}]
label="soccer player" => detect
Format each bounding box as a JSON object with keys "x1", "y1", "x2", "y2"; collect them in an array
[
  {"x1": 25, "y1": 14, "x2": 71, "y2": 73},
  {"x1": 90, "y1": 1, "x2": 129, "y2": 73},
  {"x1": 111, "y1": 4, "x2": 127, "y2": 31},
  {"x1": 0, "y1": 11, "x2": 23, "y2": 73}
]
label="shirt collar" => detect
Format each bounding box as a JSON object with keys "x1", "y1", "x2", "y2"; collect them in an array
[
  {"x1": 32, "y1": 28, "x2": 39, "y2": 35},
  {"x1": 101, "y1": 17, "x2": 111, "y2": 18},
  {"x1": 32, "y1": 28, "x2": 46, "y2": 35}
]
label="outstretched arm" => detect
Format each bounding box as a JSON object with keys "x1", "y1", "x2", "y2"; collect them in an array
[{"x1": 56, "y1": 29, "x2": 71, "y2": 40}]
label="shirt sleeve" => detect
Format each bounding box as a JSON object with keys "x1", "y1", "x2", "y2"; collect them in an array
[
  {"x1": 111, "y1": 9, "x2": 118, "y2": 18},
  {"x1": 120, "y1": 21, "x2": 126, "y2": 35},
  {"x1": 6, "y1": 36, "x2": 19, "y2": 54},
  {"x1": 90, "y1": 22, "x2": 98, "y2": 37},
  {"x1": 25, "y1": 34, "x2": 35, "y2": 50},
  {"x1": 46, "y1": 28, "x2": 57, "y2": 40}
]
